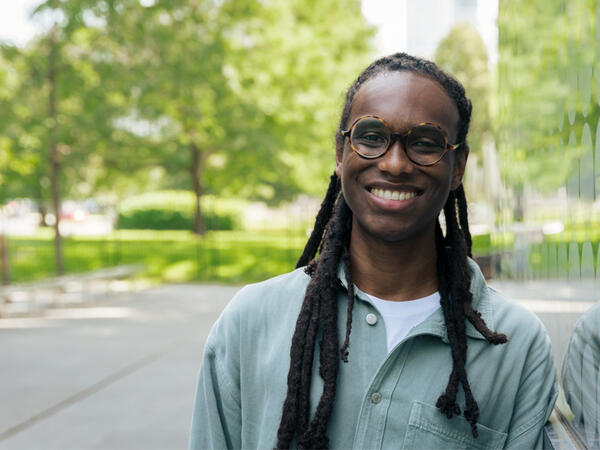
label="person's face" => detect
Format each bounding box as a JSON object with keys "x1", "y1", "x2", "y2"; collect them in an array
[{"x1": 336, "y1": 71, "x2": 468, "y2": 243}]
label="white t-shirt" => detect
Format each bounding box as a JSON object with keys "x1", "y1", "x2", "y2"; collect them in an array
[{"x1": 365, "y1": 291, "x2": 441, "y2": 354}]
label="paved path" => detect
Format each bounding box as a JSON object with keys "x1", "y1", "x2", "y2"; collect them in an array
[
  {"x1": 0, "y1": 279, "x2": 597, "y2": 450},
  {"x1": 0, "y1": 284, "x2": 241, "y2": 450}
]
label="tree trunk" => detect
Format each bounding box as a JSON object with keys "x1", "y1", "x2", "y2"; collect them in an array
[
  {"x1": 49, "y1": 26, "x2": 64, "y2": 275},
  {"x1": 0, "y1": 233, "x2": 8, "y2": 285},
  {"x1": 190, "y1": 143, "x2": 205, "y2": 235},
  {"x1": 38, "y1": 202, "x2": 48, "y2": 227}
]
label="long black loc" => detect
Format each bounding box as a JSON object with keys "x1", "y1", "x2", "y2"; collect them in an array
[{"x1": 296, "y1": 172, "x2": 340, "y2": 269}]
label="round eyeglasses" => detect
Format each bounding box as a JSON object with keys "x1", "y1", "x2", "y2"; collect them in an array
[{"x1": 342, "y1": 115, "x2": 462, "y2": 166}]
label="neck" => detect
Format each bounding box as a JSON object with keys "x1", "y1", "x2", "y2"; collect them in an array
[{"x1": 349, "y1": 219, "x2": 439, "y2": 301}]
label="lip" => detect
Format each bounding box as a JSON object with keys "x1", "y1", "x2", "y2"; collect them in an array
[{"x1": 365, "y1": 183, "x2": 423, "y2": 212}]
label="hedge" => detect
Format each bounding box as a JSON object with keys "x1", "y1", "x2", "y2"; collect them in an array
[{"x1": 117, "y1": 191, "x2": 244, "y2": 231}]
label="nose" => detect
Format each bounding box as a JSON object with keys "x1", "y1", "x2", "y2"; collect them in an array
[{"x1": 376, "y1": 138, "x2": 415, "y2": 176}]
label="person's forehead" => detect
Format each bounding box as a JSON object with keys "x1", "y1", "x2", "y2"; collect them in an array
[{"x1": 349, "y1": 71, "x2": 460, "y2": 140}]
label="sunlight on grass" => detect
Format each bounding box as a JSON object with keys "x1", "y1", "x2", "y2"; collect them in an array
[
  {"x1": 6, "y1": 229, "x2": 306, "y2": 284},
  {"x1": 11, "y1": 227, "x2": 579, "y2": 284},
  {"x1": 163, "y1": 260, "x2": 197, "y2": 282}
]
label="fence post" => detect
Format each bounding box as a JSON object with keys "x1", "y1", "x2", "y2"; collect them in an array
[
  {"x1": 194, "y1": 234, "x2": 200, "y2": 279},
  {"x1": 0, "y1": 234, "x2": 8, "y2": 285}
]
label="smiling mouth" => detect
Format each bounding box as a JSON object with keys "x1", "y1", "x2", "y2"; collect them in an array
[{"x1": 369, "y1": 188, "x2": 419, "y2": 201}]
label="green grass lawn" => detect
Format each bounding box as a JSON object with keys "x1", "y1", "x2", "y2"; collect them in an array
[
  {"x1": 7, "y1": 227, "x2": 594, "y2": 285},
  {"x1": 4, "y1": 229, "x2": 499, "y2": 285},
  {"x1": 5, "y1": 229, "x2": 308, "y2": 285}
]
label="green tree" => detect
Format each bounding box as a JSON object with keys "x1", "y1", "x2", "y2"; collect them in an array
[
  {"x1": 116, "y1": 0, "x2": 374, "y2": 233},
  {"x1": 435, "y1": 24, "x2": 491, "y2": 162},
  {"x1": 0, "y1": 49, "x2": 22, "y2": 284},
  {"x1": 434, "y1": 25, "x2": 503, "y2": 206},
  {"x1": 4, "y1": 0, "x2": 374, "y2": 251},
  {"x1": 0, "y1": 41, "x2": 61, "y2": 271},
  {"x1": 0, "y1": 46, "x2": 32, "y2": 203},
  {"x1": 0, "y1": 15, "x2": 133, "y2": 273}
]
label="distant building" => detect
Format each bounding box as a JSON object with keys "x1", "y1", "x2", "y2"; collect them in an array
[{"x1": 363, "y1": 0, "x2": 497, "y2": 65}]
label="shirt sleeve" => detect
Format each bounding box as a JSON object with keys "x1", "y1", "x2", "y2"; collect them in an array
[
  {"x1": 190, "y1": 347, "x2": 241, "y2": 449},
  {"x1": 189, "y1": 333, "x2": 242, "y2": 449},
  {"x1": 504, "y1": 325, "x2": 558, "y2": 449}
]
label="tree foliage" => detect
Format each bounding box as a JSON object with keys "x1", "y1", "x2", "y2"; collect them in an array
[
  {"x1": 1, "y1": 0, "x2": 374, "y2": 237},
  {"x1": 435, "y1": 24, "x2": 491, "y2": 161}
]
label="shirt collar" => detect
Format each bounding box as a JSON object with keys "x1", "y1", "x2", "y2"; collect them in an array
[{"x1": 337, "y1": 258, "x2": 493, "y2": 343}]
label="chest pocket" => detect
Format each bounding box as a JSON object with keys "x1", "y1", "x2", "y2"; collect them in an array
[{"x1": 403, "y1": 401, "x2": 507, "y2": 449}]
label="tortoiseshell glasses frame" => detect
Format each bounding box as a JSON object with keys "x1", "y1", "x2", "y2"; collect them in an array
[{"x1": 341, "y1": 115, "x2": 462, "y2": 166}]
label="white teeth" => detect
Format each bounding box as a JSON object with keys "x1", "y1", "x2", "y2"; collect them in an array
[{"x1": 370, "y1": 188, "x2": 417, "y2": 201}]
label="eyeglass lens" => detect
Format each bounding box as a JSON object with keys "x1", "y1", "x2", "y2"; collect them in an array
[{"x1": 350, "y1": 118, "x2": 447, "y2": 164}]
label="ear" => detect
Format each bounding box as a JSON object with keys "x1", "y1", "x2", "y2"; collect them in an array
[
  {"x1": 451, "y1": 147, "x2": 469, "y2": 190},
  {"x1": 335, "y1": 150, "x2": 343, "y2": 178},
  {"x1": 335, "y1": 135, "x2": 345, "y2": 178}
]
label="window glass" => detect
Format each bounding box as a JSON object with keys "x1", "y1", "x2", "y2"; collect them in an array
[{"x1": 494, "y1": 0, "x2": 600, "y2": 447}]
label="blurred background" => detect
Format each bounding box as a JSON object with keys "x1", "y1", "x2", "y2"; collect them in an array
[{"x1": 0, "y1": 0, "x2": 599, "y2": 449}]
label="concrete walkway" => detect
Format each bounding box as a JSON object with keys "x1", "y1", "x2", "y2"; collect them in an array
[{"x1": 0, "y1": 284, "x2": 241, "y2": 450}]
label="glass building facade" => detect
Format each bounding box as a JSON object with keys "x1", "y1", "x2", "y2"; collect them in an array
[{"x1": 496, "y1": 0, "x2": 600, "y2": 447}]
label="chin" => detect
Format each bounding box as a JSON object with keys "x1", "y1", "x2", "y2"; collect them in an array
[
  {"x1": 359, "y1": 218, "x2": 435, "y2": 244},
  {"x1": 375, "y1": 228, "x2": 427, "y2": 243}
]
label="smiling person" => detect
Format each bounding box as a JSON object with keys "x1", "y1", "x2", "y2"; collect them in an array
[{"x1": 189, "y1": 53, "x2": 557, "y2": 449}]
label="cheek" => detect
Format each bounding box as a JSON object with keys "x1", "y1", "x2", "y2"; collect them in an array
[
  {"x1": 432, "y1": 159, "x2": 456, "y2": 188},
  {"x1": 339, "y1": 161, "x2": 352, "y2": 200},
  {"x1": 339, "y1": 157, "x2": 362, "y2": 208}
]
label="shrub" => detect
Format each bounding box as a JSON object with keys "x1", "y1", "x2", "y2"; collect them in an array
[{"x1": 117, "y1": 191, "x2": 242, "y2": 231}]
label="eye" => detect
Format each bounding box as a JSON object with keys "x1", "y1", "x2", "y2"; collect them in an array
[
  {"x1": 363, "y1": 133, "x2": 386, "y2": 142},
  {"x1": 408, "y1": 126, "x2": 446, "y2": 152},
  {"x1": 354, "y1": 131, "x2": 387, "y2": 147},
  {"x1": 409, "y1": 138, "x2": 445, "y2": 156},
  {"x1": 412, "y1": 139, "x2": 440, "y2": 148}
]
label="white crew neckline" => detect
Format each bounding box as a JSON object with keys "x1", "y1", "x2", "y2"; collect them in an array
[{"x1": 363, "y1": 290, "x2": 441, "y2": 353}]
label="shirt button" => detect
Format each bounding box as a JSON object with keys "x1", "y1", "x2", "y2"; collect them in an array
[
  {"x1": 365, "y1": 313, "x2": 377, "y2": 325},
  {"x1": 371, "y1": 392, "x2": 382, "y2": 404}
]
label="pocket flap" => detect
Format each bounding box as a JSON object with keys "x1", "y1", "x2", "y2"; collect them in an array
[{"x1": 404, "y1": 401, "x2": 507, "y2": 449}]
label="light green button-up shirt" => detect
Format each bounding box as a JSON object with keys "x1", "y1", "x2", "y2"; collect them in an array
[{"x1": 190, "y1": 260, "x2": 557, "y2": 449}]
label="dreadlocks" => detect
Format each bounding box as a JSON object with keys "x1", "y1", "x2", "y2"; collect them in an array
[{"x1": 276, "y1": 53, "x2": 507, "y2": 449}]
